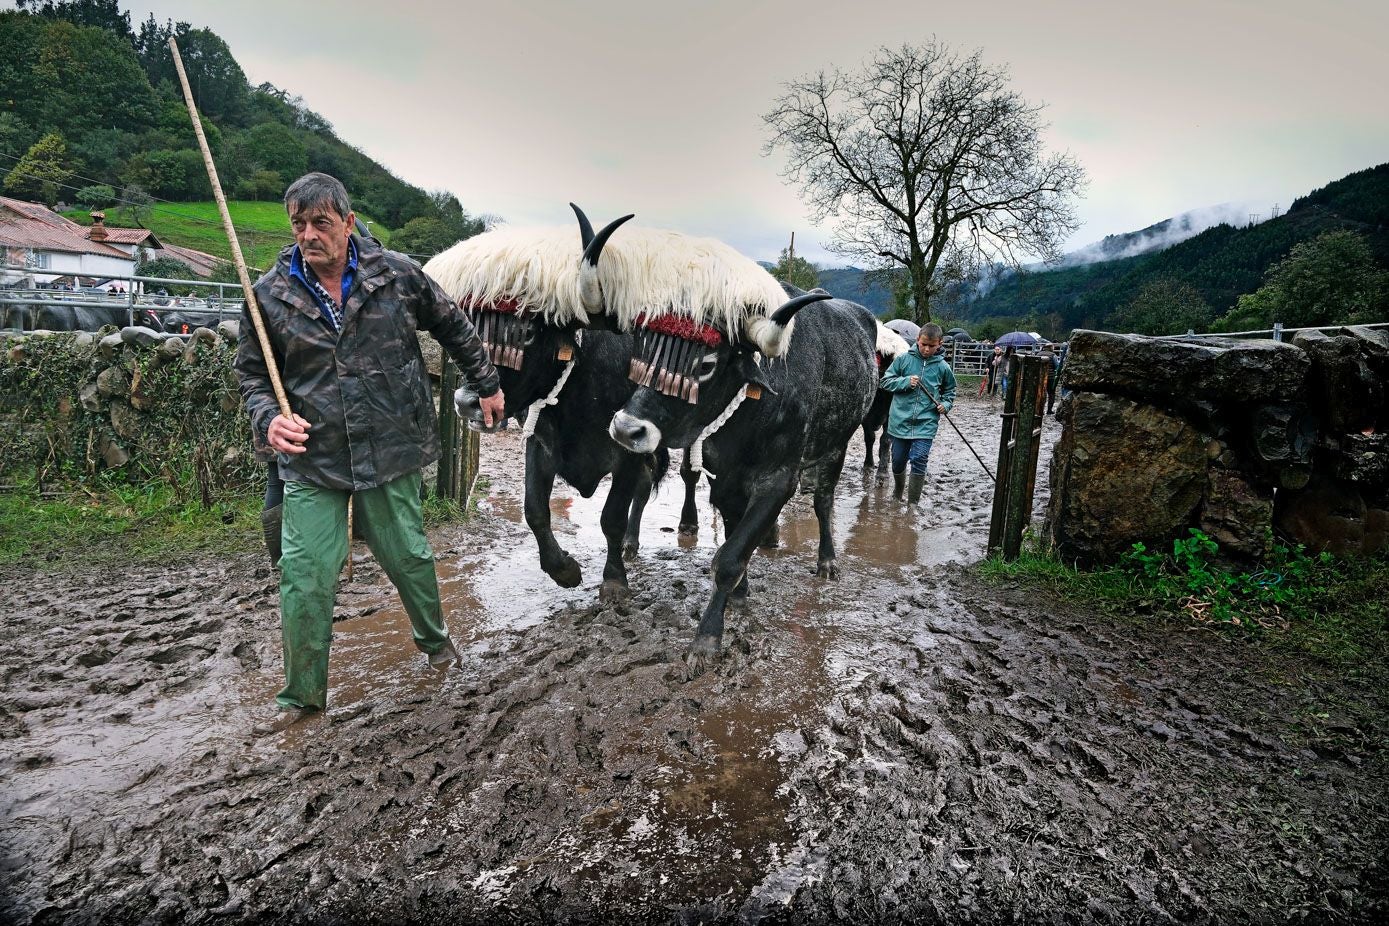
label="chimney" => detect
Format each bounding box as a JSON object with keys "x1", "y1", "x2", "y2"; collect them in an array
[{"x1": 89, "y1": 211, "x2": 108, "y2": 242}]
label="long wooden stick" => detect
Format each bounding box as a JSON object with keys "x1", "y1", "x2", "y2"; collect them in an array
[
  {"x1": 168, "y1": 37, "x2": 290, "y2": 419},
  {"x1": 170, "y1": 39, "x2": 358, "y2": 579}
]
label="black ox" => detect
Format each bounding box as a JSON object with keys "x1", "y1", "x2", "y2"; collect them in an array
[
  {"x1": 609, "y1": 283, "x2": 878, "y2": 657},
  {"x1": 441, "y1": 208, "x2": 668, "y2": 600}
]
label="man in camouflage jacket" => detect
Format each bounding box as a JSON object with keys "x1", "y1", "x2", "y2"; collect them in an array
[{"x1": 235, "y1": 172, "x2": 504, "y2": 730}]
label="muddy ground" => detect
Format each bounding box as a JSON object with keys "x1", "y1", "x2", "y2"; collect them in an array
[{"x1": 1, "y1": 395, "x2": 1386, "y2": 925}]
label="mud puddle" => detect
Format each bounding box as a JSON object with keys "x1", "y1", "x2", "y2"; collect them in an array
[{"x1": 2, "y1": 396, "x2": 1385, "y2": 925}]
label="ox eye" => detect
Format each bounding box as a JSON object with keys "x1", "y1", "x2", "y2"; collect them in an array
[{"x1": 696, "y1": 352, "x2": 720, "y2": 382}]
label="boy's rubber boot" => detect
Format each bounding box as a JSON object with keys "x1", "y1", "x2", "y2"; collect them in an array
[
  {"x1": 261, "y1": 504, "x2": 283, "y2": 568},
  {"x1": 892, "y1": 470, "x2": 906, "y2": 501},
  {"x1": 907, "y1": 474, "x2": 925, "y2": 508}
]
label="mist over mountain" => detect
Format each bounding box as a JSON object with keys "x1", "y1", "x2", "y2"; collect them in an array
[
  {"x1": 1054, "y1": 203, "x2": 1272, "y2": 268},
  {"x1": 792, "y1": 164, "x2": 1388, "y2": 336}
]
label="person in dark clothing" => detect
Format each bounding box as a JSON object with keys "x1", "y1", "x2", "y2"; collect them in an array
[
  {"x1": 235, "y1": 172, "x2": 505, "y2": 731},
  {"x1": 1043, "y1": 346, "x2": 1061, "y2": 414}
]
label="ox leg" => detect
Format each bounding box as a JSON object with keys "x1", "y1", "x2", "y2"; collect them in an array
[
  {"x1": 862, "y1": 423, "x2": 875, "y2": 469},
  {"x1": 813, "y1": 447, "x2": 850, "y2": 579},
  {"x1": 678, "y1": 454, "x2": 701, "y2": 537},
  {"x1": 690, "y1": 472, "x2": 796, "y2": 662},
  {"x1": 876, "y1": 430, "x2": 891, "y2": 475},
  {"x1": 524, "y1": 435, "x2": 583, "y2": 588},
  {"x1": 598, "y1": 457, "x2": 643, "y2": 602},
  {"x1": 710, "y1": 485, "x2": 753, "y2": 605},
  {"x1": 621, "y1": 456, "x2": 654, "y2": 561}
]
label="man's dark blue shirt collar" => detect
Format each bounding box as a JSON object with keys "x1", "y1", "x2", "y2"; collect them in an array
[{"x1": 289, "y1": 237, "x2": 358, "y2": 331}]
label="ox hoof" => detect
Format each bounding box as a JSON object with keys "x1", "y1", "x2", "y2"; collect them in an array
[
  {"x1": 677, "y1": 523, "x2": 699, "y2": 538},
  {"x1": 599, "y1": 580, "x2": 630, "y2": 603},
  {"x1": 815, "y1": 560, "x2": 839, "y2": 580},
  {"x1": 621, "y1": 541, "x2": 639, "y2": 561},
  {"x1": 684, "y1": 635, "x2": 722, "y2": 677},
  {"x1": 545, "y1": 555, "x2": 583, "y2": 589}
]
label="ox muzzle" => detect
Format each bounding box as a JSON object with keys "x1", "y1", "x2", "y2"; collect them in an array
[
  {"x1": 609, "y1": 411, "x2": 660, "y2": 454},
  {"x1": 453, "y1": 383, "x2": 509, "y2": 433}
]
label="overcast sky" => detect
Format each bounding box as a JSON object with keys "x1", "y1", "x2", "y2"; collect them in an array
[{"x1": 42, "y1": 0, "x2": 1389, "y2": 264}]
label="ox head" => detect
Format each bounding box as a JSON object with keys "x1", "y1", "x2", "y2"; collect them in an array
[
  {"x1": 426, "y1": 207, "x2": 632, "y2": 433},
  {"x1": 608, "y1": 289, "x2": 831, "y2": 453}
]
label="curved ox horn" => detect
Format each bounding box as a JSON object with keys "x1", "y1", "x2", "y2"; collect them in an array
[
  {"x1": 570, "y1": 204, "x2": 634, "y2": 316},
  {"x1": 744, "y1": 292, "x2": 832, "y2": 357},
  {"x1": 771, "y1": 292, "x2": 832, "y2": 325}
]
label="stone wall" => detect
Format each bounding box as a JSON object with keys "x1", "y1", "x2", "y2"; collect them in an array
[
  {"x1": 1045, "y1": 328, "x2": 1389, "y2": 565},
  {"x1": 1, "y1": 323, "x2": 260, "y2": 498}
]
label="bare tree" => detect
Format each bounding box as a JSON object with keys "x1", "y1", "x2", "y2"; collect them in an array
[{"x1": 764, "y1": 40, "x2": 1086, "y2": 324}]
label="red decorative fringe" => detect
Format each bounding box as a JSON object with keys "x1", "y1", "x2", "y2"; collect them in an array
[
  {"x1": 635, "y1": 313, "x2": 723, "y2": 347},
  {"x1": 460, "y1": 296, "x2": 525, "y2": 315}
]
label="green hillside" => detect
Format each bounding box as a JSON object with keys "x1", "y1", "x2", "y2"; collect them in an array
[
  {"x1": 2, "y1": 1, "x2": 482, "y2": 259},
  {"x1": 61, "y1": 201, "x2": 391, "y2": 274},
  {"x1": 964, "y1": 163, "x2": 1389, "y2": 334}
]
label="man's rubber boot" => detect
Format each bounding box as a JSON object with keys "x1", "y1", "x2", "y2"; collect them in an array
[
  {"x1": 892, "y1": 470, "x2": 906, "y2": 501},
  {"x1": 261, "y1": 504, "x2": 283, "y2": 568},
  {"x1": 907, "y1": 474, "x2": 925, "y2": 508}
]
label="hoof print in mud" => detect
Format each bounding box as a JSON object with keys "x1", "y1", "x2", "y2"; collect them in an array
[{"x1": 598, "y1": 580, "x2": 630, "y2": 604}]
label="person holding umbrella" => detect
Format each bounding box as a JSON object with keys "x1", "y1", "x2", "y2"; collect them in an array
[{"x1": 879, "y1": 322, "x2": 957, "y2": 509}]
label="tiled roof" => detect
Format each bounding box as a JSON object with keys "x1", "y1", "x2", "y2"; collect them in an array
[
  {"x1": 160, "y1": 243, "x2": 227, "y2": 278},
  {"x1": 0, "y1": 196, "x2": 130, "y2": 259},
  {"x1": 97, "y1": 227, "x2": 163, "y2": 247}
]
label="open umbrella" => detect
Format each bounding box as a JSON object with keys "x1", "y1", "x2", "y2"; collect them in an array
[{"x1": 994, "y1": 330, "x2": 1040, "y2": 349}]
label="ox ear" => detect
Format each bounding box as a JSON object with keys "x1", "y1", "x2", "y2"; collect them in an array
[
  {"x1": 743, "y1": 292, "x2": 830, "y2": 358},
  {"x1": 572, "y1": 206, "x2": 635, "y2": 316},
  {"x1": 737, "y1": 350, "x2": 772, "y2": 395}
]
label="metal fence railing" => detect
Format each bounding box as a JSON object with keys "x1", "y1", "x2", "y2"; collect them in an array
[{"x1": 1, "y1": 267, "x2": 245, "y2": 333}]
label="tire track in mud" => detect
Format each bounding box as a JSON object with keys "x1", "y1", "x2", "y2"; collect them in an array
[{"x1": 1, "y1": 398, "x2": 1385, "y2": 924}]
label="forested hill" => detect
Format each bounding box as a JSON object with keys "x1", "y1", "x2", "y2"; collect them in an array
[
  {"x1": 962, "y1": 162, "x2": 1389, "y2": 333},
  {"x1": 0, "y1": 0, "x2": 483, "y2": 256}
]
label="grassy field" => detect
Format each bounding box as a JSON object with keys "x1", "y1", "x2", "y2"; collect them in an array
[{"x1": 62, "y1": 201, "x2": 392, "y2": 274}]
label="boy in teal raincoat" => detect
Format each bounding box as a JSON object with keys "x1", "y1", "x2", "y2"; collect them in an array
[{"x1": 880, "y1": 323, "x2": 957, "y2": 508}]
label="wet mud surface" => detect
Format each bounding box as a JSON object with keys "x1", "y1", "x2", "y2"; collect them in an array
[{"x1": 2, "y1": 397, "x2": 1386, "y2": 924}]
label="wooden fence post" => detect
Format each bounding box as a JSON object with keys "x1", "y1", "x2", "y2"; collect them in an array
[
  {"x1": 435, "y1": 355, "x2": 481, "y2": 507},
  {"x1": 988, "y1": 354, "x2": 1050, "y2": 560}
]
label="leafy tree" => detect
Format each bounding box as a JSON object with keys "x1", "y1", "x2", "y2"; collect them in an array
[
  {"x1": 74, "y1": 183, "x2": 116, "y2": 208},
  {"x1": 427, "y1": 190, "x2": 486, "y2": 241},
  {"x1": 974, "y1": 318, "x2": 1010, "y2": 341},
  {"x1": 120, "y1": 184, "x2": 152, "y2": 225},
  {"x1": 771, "y1": 245, "x2": 819, "y2": 290},
  {"x1": 14, "y1": 0, "x2": 132, "y2": 41},
  {"x1": 391, "y1": 217, "x2": 465, "y2": 258},
  {"x1": 235, "y1": 169, "x2": 284, "y2": 201},
  {"x1": 167, "y1": 28, "x2": 249, "y2": 123},
  {"x1": 22, "y1": 18, "x2": 158, "y2": 140},
  {"x1": 0, "y1": 114, "x2": 37, "y2": 159},
  {"x1": 1110, "y1": 276, "x2": 1214, "y2": 335},
  {"x1": 121, "y1": 148, "x2": 209, "y2": 200},
  {"x1": 764, "y1": 39, "x2": 1085, "y2": 324},
  {"x1": 4, "y1": 132, "x2": 74, "y2": 205},
  {"x1": 1224, "y1": 230, "x2": 1387, "y2": 329},
  {"x1": 135, "y1": 255, "x2": 196, "y2": 280},
  {"x1": 245, "y1": 122, "x2": 306, "y2": 185}
]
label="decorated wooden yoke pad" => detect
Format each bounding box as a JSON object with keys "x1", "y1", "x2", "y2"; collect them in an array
[
  {"x1": 460, "y1": 296, "x2": 536, "y2": 371},
  {"x1": 629, "y1": 312, "x2": 724, "y2": 404}
]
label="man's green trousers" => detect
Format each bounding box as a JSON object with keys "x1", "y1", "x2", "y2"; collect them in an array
[{"x1": 276, "y1": 471, "x2": 449, "y2": 711}]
